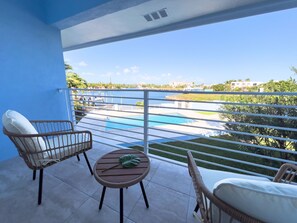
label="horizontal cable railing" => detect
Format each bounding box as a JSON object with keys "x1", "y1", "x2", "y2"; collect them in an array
[
  {"x1": 146, "y1": 131, "x2": 296, "y2": 164},
  {"x1": 60, "y1": 88, "x2": 297, "y2": 178},
  {"x1": 146, "y1": 112, "x2": 297, "y2": 132},
  {"x1": 147, "y1": 126, "x2": 297, "y2": 156},
  {"x1": 148, "y1": 104, "x2": 297, "y2": 120},
  {"x1": 150, "y1": 97, "x2": 297, "y2": 109}
]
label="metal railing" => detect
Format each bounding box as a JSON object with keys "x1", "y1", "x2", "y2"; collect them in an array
[{"x1": 60, "y1": 88, "x2": 297, "y2": 179}]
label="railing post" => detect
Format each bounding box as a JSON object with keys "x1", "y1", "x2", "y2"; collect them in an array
[
  {"x1": 67, "y1": 89, "x2": 76, "y2": 126},
  {"x1": 143, "y1": 90, "x2": 149, "y2": 155}
]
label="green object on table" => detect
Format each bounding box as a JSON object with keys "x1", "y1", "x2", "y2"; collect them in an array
[{"x1": 119, "y1": 154, "x2": 141, "y2": 168}]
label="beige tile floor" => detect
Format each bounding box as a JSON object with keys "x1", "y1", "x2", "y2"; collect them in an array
[{"x1": 0, "y1": 142, "x2": 201, "y2": 223}]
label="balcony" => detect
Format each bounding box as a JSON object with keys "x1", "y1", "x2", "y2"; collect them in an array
[
  {"x1": 0, "y1": 142, "x2": 198, "y2": 223},
  {"x1": 2, "y1": 88, "x2": 297, "y2": 222},
  {"x1": 2, "y1": 1, "x2": 297, "y2": 222}
]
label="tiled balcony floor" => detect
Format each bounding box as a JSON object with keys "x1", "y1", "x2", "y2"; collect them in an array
[{"x1": 0, "y1": 143, "x2": 200, "y2": 223}]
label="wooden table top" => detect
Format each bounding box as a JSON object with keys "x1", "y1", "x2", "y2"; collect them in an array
[{"x1": 93, "y1": 149, "x2": 150, "y2": 188}]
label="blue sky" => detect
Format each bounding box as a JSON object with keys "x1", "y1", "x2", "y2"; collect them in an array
[{"x1": 64, "y1": 7, "x2": 297, "y2": 85}]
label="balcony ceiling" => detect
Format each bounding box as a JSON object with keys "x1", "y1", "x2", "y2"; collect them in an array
[{"x1": 51, "y1": 0, "x2": 297, "y2": 51}]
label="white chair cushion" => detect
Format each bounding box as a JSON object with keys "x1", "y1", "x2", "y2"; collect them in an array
[
  {"x1": 198, "y1": 168, "x2": 269, "y2": 222},
  {"x1": 213, "y1": 178, "x2": 297, "y2": 223},
  {"x1": 3, "y1": 110, "x2": 38, "y2": 135},
  {"x1": 199, "y1": 167, "x2": 270, "y2": 191},
  {"x1": 2, "y1": 110, "x2": 46, "y2": 158}
]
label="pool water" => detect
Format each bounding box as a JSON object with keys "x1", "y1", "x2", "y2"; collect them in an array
[{"x1": 105, "y1": 113, "x2": 192, "y2": 131}]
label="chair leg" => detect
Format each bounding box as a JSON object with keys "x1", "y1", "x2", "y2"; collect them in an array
[
  {"x1": 99, "y1": 186, "x2": 106, "y2": 210},
  {"x1": 120, "y1": 188, "x2": 124, "y2": 223},
  {"x1": 83, "y1": 152, "x2": 93, "y2": 175},
  {"x1": 38, "y1": 169, "x2": 43, "y2": 205},
  {"x1": 33, "y1": 170, "x2": 36, "y2": 181},
  {"x1": 194, "y1": 203, "x2": 199, "y2": 212},
  {"x1": 140, "y1": 181, "x2": 149, "y2": 208},
  {"x1": 76, "y1": 155, "x2": 80, "y2": 161}
]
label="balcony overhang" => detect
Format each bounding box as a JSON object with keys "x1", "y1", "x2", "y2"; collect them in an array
[{"x1": 47, "y1": 0, "x2": 297, "y2": 51}]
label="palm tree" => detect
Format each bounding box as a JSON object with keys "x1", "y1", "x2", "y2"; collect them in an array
[{"x1": 65, "y1": 63, "x2": 73, "y2": 71}]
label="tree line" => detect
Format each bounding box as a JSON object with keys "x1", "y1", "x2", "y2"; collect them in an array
[{"x1": 221, "y1": 67, "x2": 297, "y2": 170}]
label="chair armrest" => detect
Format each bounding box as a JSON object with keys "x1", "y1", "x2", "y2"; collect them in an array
[
  {"x1": 4, "y1": 129, "x2": 92, "y2": 154},
  {"x1": 5, "y1": 129, "x2": 92, "y2": 169},
  {"x1": 273, "y1": 163, "x2": 297, "y2": 184},
  {"x1": 187, "y1": 151, "x2": 261, "y2": 223},
  {"x1": 30, "y1": 120, "x2": 74, "y2": 134}
]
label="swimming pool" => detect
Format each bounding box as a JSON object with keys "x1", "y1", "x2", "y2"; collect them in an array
[{"x1": 105, "y1": 113, "x2": 192, "y2": 131}]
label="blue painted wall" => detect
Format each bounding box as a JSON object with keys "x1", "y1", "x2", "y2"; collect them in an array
[
  {"x1": 45, "y1": 0, "x2": 111, "y2": 25},
  {"x1": 0, "y1": 0, "x2": 68, "y2": 161}
]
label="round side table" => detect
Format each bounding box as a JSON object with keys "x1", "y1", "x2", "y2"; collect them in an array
[{"x1": 93, "y1": 149, "x2": 150, "y2": 223}]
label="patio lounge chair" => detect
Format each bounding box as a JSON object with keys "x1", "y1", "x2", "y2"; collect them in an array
[
  {"x1": 2, "y1": 110, "x2": 94, "y2": 205},
  {"x1": 187, "y1": 151, "x2": 297, "y2": 223}
]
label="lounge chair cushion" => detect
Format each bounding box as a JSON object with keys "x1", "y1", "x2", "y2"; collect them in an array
[
  {"x1": 213, "y1": 178, "x2": 297, "y2": 223},
  {"x1": 2, "y1": 110, "x2": 46, "y2": 153}
]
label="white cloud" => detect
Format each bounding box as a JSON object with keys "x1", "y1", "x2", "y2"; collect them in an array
[
  {"x1": 130, "y1": 66, "x2": 139, "y2": 73},
  {"x1": 78, "y1": 61, "x2": 88, "y2": 67},
  {"x1": 123, "y1": 66, "x2": 140, "y2": 74},
  {"x1": 123, "y1": 68, "x2": 131, "y2": 74},
  {"x1": 161, "y1": 73, "x2": 172, "y2": 77}
]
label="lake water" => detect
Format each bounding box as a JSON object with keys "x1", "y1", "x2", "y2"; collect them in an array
[
  {"x1": 80, "y1": 90, "x2": 220, "y2": 110},
  {"x1": 84, "y1": 90, "x2": 177, "y2": 105}
]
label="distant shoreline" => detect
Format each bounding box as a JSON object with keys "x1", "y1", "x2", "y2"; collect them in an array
[{"x1": 166, "y1": 93, "x2": 223, "y2": 101}]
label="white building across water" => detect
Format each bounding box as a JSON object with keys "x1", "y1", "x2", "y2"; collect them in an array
[{"x1": 230, "y1": 81, "x2": 263, "y2": 90}]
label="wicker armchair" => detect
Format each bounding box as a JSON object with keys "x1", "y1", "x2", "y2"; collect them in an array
[
  {"x1": 187, "y1": 151, "x2": 297, "y2": 223},
  {"x1": 3, "y1": 117, "x2": 93, "y2": 205}
]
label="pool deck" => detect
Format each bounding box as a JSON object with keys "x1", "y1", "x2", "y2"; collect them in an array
[{"x1": 77, "y1": 106, "x2": 224, "y2": 148}]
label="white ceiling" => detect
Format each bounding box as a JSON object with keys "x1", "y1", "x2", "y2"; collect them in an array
[{"x1": 61, "y1": 0, "x2": 297, "y2": 51}]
